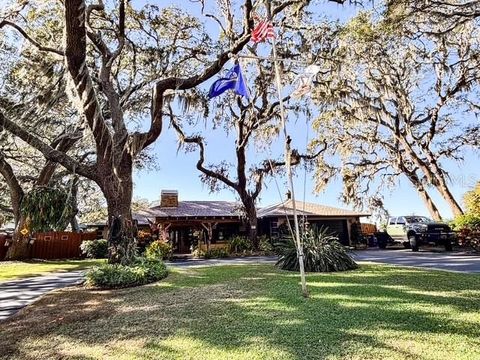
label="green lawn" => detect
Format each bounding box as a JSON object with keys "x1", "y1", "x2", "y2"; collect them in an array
[
  {"x1": 1, "y1": 264, "x2": 479, "y2": 359},
  {"x1": 0, "y1": 259, "x2": 105, "y2": 281}
]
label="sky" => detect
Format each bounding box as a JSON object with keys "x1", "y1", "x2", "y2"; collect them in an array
[{"x1": 131, "y1": 0, "x2": 480, "y2": 222}]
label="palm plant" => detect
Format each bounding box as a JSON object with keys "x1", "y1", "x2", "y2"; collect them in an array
[{"x1": 275, "y1": 226, "x2": 358, "y2": 272}]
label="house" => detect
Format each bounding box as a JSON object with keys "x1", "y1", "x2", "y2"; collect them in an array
[
  {"x1": 257, "y1": 197, "x2": 370, "y2": 246},
  {"x1": 134, "y1": 190, "x2": 370, "y2": 254}
]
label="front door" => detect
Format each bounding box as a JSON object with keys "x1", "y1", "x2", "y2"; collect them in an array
[
  {"x1": 170, "y1": 228, "x2": 191, "y2": 254},
  {"x1": 178, "y1": 229, "x2": 190, "y2": 253}
]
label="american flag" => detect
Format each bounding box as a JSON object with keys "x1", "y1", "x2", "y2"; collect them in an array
[{"x1": 251, "y1": 18, "x2": 275, "y2": 43}]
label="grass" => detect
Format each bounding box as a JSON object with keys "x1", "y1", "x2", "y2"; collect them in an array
[
  {"x1": 0, "y1": 259, "x2": 106, "y2": 281},
  {"x1": 1, "y1": 264, "x2": 479, "y2": 359}
]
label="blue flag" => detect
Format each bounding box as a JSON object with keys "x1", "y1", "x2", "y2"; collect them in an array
[{"x1": 208, "y1": 63, "x2": 249, "y2": 99}]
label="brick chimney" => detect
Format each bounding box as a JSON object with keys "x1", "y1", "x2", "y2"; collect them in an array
[{"x1": 160, "y1": 190, "x2": 178, "y2": 207}]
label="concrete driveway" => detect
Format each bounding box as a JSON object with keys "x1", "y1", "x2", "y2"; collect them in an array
[
  {"x1": 0, "y1": 271, "x2": 85, "y2": 321},
  {"x1": 167, "y1": 252, "x2": 480, "y2": 273},
  {"x1": 352, "y1": 249, "x2": 480, "y2": 273},
  {"x1": 167, "y1": 256, "x2": 277, "y2": 268}
]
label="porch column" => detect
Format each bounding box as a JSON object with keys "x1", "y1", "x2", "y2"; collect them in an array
[
  {"x1": 159, "y1": 223, "x2": 171, "y2": 242},
  {"x1": 201, "y1": 222, "x2": 218, "y2": 251}
]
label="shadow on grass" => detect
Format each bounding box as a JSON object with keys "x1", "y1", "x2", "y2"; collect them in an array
[{"x1": 0, "y1": 264, "x2": 479, "y2": 359}]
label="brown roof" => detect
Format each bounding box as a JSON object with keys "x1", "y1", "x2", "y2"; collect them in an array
[
  {"x1": 85, "y1": 199, "x2": 369, "y2": 227},
  {"x1": 145, "y1": 201, "x2": 242, "y2": 219},
  {"x1": 257, "y1": 199, "x2": 370, "y2": 218}
]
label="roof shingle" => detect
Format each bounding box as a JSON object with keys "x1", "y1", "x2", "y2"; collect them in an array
[
  {"x1": 257, "y1": 199, "x2": 370, "y2": 218},
  {"x1": 143, "y1": 201, "x2": 242, "y2": 218}
]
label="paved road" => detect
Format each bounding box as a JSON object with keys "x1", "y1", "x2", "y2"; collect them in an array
[
  {"x1": 352, "y1": 249, "x2": 480, "y2": 273},
  {"x1": 167, "y1": 256, "x2": 277, "y2": 268},
  {"x1": 0, "y1": 271, "x2": 84, "y2": 321},
  {"x1": 168, "y1": 252, "x2": 480, "y2": 273}
]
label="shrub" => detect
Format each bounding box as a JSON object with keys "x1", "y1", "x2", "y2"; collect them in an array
[
  {"x1": 80, "y1": 239, "x2": 108, "y2": 259},
  {"x1": 192, "y1": 247, "x2": 204, "y2": 258},
  {"x1": 145, "y1": 240, "x2": 173, "y2": 260},
  {"x1": 85, "y1": 257, "x2": 168, "y2": 289},
  {"x1": 452, "y1": 214, "x2": 480, "y2": 252},
  {"x1": 275, "y1": 227, "x2": 358, "y2": 272},
  {"x1": 258, "y1": 235, "x2": 274, "y2": 254},
  {"x1": 228, "y1": 235, "x2": 252, "y2": 253},
  {"x1": 452, "y1": 214, "x2": 480, "y2": 231},
  {"x1": 203, "y1": 248, "x2": 229, "y2": 259},
  {"x1": 463, "y1": 182, "x2": 480, "y2": 217},
  {"x1": 134, "y1": 257, "x2": 169, "y2": 283}
]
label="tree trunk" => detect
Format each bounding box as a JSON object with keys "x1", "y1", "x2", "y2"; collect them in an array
[
  {"x1": 104, "y1": 193, "x2": 136, "y2": 264},
  {"x1": 1, "y1": 153, "x2": 26, "y2": 260},
  {"x1": 70, "y1": 217, "x2": 80, "y2": 232},
  {"x1": 5, "y1": 214, "x2": 30, "y2": 260},
  {"x1": 248, "y1": 215, "x2": 259, "y2": 250},
  {"x1": 404, "y1": 171, "x2": 443, "y2": 221},
  {"x1": 100, "y1": 163, "x2": 136, "y2": 264},
  {"x1": 398, "y1": 137, "x2": 463, "y2": 217},
  {"x1": 243, "y1": 198, "x2": 259, "y2": 250},
  {"x1": 434, "y1": 180, "x2": 464, "y2": 217},
  {"x1": 416, "y1": 187, "x2": 442, "y2": 221},
  {"x1": 69, "y1": 176, "x2": 80, "y2": 232}
]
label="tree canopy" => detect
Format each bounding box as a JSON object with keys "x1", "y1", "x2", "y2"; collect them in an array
[{"x1": 309, "y1": 8, "x2": 480, "y2": 219}]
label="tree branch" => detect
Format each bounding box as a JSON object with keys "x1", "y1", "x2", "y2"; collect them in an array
[
  {"x1": 36, "y1": 131, "x2": 84, "y2": 185},
  {"x1": 64, "y1": 0, "x2": 113, "y2": 161},
  {"x1": 139, "y1": 0, "x2": 255, "y2": 151},
  {"x1": 0, "y1": 150, "x2": 24, "y2": 222},
  {"x1": 0, "y1": 111, "x2": 96, "y2": 180},
  {"x1": 0, "y1": 20, "x2": 64, "y2": 56},
  {"x1": 169, "y1": 113, "x2": 237, "y2": 190}
]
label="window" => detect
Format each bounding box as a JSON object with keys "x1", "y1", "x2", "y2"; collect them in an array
[
  {"x1": 396, "y1": 217, "x2": 406, "y2": 225},
  {"x1": 388, "y1": 217, "x2": 397, "y2": 225},
  {"x1": 271, "y1": 221, "x2": 278, "y2": 237},
  {"x1": 405, "y1": 216, "x2": 431, "y2": 224}
]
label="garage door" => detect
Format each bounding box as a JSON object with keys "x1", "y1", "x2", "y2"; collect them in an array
[{"x1": 312, "y1": 220, "x2": 349, "y2": 246}]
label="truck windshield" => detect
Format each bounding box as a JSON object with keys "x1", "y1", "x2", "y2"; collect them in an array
[{"x1": 405, "y1": 216, "x2": 431, "y2": 223}]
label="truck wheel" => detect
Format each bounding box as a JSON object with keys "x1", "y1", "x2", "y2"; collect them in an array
[
  {"x1": 403, "y1": 241, "x2": 411, "y2": 249},
  {"x1": 409, "y1": 235, "x2": 419, "y2": 252},
  {"x1": 444, "y1": 240, "x2": 453, "y2": 252}
]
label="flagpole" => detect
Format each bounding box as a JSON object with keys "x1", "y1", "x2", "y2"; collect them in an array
[{"x1": 266, "y1": 1, "x2": 308, "y2": 298}]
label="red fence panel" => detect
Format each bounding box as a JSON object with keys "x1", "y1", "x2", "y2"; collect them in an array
[{"x1": 30, "y1": 232, "x2": 98, "y2": 260}]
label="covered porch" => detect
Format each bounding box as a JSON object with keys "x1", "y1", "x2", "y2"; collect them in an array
[{"x1": 156, "y1": 217, "x2": 243, "y2": 254}]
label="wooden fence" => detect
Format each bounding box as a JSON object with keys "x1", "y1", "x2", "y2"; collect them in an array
[{"x1": 31, "y1": 232, "x2": 97, "y2": 260}]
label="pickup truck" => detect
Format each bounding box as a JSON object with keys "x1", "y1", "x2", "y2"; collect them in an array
[{"x1": 381, "y1": 216, "x2": 455, "y2": 251}]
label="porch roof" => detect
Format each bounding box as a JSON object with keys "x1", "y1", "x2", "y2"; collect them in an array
[{"x1": 257, "y1": 199, "x2": 370, "y2": 218}]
